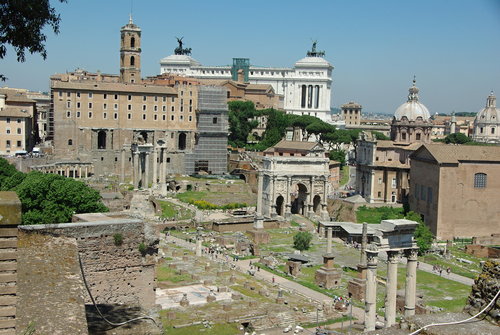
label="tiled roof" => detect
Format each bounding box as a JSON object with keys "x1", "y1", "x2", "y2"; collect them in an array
[
  {"x1": 51, "y1": 80, "x2": 177, "y2": 94},
  {"x1": 0, "y1": 107, "x2": 31, "y2": 118},
  {"x1": 413, "y1": 144, "x2": 500, "y2": 163}
]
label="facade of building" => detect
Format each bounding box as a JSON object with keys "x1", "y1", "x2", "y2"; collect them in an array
[
  {"x1": 48, "y1": 17, "x2": 198, "y2": 182},
  {"x1": 259, "y1": 140, "x2": 331, "y2": 220},
  {"x1": 356, "y1": 132, "x2": 421, "y2": 203},
  {"x1": 390, "y1": 80, "x2": 433, "y2": 144},
  {"x1": 160, "y1": 43, "x2": 333, "y2": 122},
  {"x1": 0, "y1": 89, "x2": 36, "y2": 155},
  {"x1": 472, "y1": 92, "x2": 500, "y2": 144},
  {"x1": 341, "y1": 101, "x2": 362, "y2": 126},
  {"x1": 409, "y1": 144, "x2": 500, "y2": 240},
  {"x1": 185, "y1": 86, "x2": 229, "y2": 175}
]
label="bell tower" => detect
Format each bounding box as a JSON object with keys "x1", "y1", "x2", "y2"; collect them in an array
[{"x1": 120, "y1": 15, "x2": 141, "y2": 83}]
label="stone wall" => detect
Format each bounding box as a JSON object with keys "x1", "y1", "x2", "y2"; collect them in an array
[
  {"x1": 465, "y1": 245, "x2": 500, "y2": 259},
  {"x1": 464, "y1": 260, "x2": 500, "y2": 324},
  {"x1": 19, "y1": 219, "x2": 156, "y2": 308}
]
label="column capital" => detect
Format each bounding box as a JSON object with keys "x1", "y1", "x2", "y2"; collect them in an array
[
  {"x1": 366, "y1": 250, "x2": 378, "y2": 267},
  {"x1": 386, "y1": 249, "x2": 400, "y2": 263},
  {"x1": 404, "y1": 247, "x2": 419, "y2": 261}
]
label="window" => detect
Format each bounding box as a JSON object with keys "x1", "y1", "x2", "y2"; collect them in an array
[
  {"x1": 66, "y1": 101, "x2": 71, "y2": 108},
  {"x1": 142, "y1": 105, "x2": 146, "y2": 111},
  {"x1": 103, "y1": 94, "x2": 107, "y2": 99},
  {"x1": 377, "y1": 191, "x2": 382, "y2": 198},
  {"x1": 480, "y1": 127, "x2": 484, "y2": 133},
  {"x1": 114, "y1": 94, "x2": 118, "y2": 100},
  {"x1": 114, "y1": 103, "x2": 118, "y2": 110},
  {"x1": 213, "y1": 117, "x2": 218, "y2": 124},
  {"x1": 142, "y1": 114, "x2": 146, "y2": 120},
  {"x1": 103, "y1": 103, "x2": 107, "y2": 110},
  {"x1": 130, "y1": 36, "x2": 135, "y2": 48},
  {"x1": 103, "y1": 112, "x2": 107, "y2": 119},
  {"x1": 474, "y1": 173, "x2": 487, "y2": 188},
  {"x1": 162, "y1": 97, "x2": 166, "y2": 102},
  {"x1": 143, "y1": 95, "x2": 147, "y2": 101},
  {"x1": 180, "y1": 115, "x2": 184, "y2": 121},
  {"x1": 66, "y1": 111, "x2": 71, "y2": 118},
  {"x1": 16, "y1": 141, "x2": 21, "y2": 147},
  {"x1": 171, "y1": 115, "x2": 174, "y2": 121},
  {"x1": 402, "y1": 133, "x2": 407, "y2": 140},
  {"x1": 154, "y1": 105, "x2": 158, "y2": 112},
  {"x1": 58, "y1": 92, "x2": 63, "y2": 97},
  {"x1": 378, "y1": 178, "x2": 382, "y2": 185},
  {"x1": 114, "y1": 113, "x2": 118, "y2": 120},
  {"x1": 128, "y1": 95, "x2": 132, "y2": 101},
  {"x1": 77, "y1": 111, "x2": 81, "y2": 118},
  {"x1": 162, "y1": 106, "x2": 166, "y2": 112},
  {"x1": 391, "y1": 178, "x2": 396, "y2": 188},
  {"x1": 6, "y1": 118, "x2": 10, "y2": 123},
  {"x1": 171, "y1": 97, "x2": 175, "y2": 102},
  {"x1": 88, "y1": 102, "x2": 93, "y2": 109},
  {"x1": 67, "y1": 92, "x2": 70, "y2": 97},
  {"x1": 128, "y1": 104, "x2": 132, "y2": 111},
  {"x1": 77, "y1": 102, "x2": 81, "y2": 108},
  {"x1": 154, "y1": 96, "x2": 158, "y2": 102},
  {"x1": 127, "y1": 113, "x2": 132, "y2": 120},
  {"x1": 88, "y1": 112, "x2": 93, "y2": 118},
  {"x1": 17, "y1": 128, "x2": 21, "y2": 134},
  {"x1": 68, "y1": 139, "x2": 73, "y2": 145},
  {"x1": 162, "y1": 115, "x2": 166, "y2": 121},
  {"x1": 130, "y1": 56, "x2": 135, "y2": 66},
  {"x1": 6, "y1": 140, "x2": 10, "y2": 148},
  {"x1": 88, "y1": 93, "x2": 93, "y2": 98},
  {"x1": 171, "y1": 106, "x2": 175, "y2": 112},
  {"x1": 77, "y1": 92, "x2": 80, "y2": 98},
  {"x1": 492, "y1": 127, "x2": 496, "y2": 134},
  {"x1": 154, "y1": 114, "x2": 158, "y2": 120},
  {"x1": 189, "y1": 115, "x2": 192, "y2": 121}
]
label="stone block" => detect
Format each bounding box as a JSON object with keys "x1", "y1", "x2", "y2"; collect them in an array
[
  {"x1": 315, "y1": 267, "x2": 341, "y2": 289},
  {"x1": 347, "y1": 278, "x2": 366, "y2": 301},
  {"x1": 217, "y1": 286, "x2": 228, "y2": 293},
  {"x1": 0, "y1": 192, "x2": 21, "y2": 226},
  {"x1": 231, "y1": 292, "x2": 242, "y2": 300},
  {"x1": 222, "y1": 303, "x2": 231, "y2": 311},
  {"x1": 247, "y1": 230, "x2": 270, "y2": 245}
]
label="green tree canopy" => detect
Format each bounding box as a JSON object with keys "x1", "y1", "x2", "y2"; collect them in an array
[
  {"x1": 329, "y1": 149, "x2": 346, "y2": 166},
  {"x1": 444, "y1": 133, "x2": 472, "y2": 144},
  {"x1": 372, "y1": 131, "x2": 390, "y2": 140},
  {"x1": 0, "y1": 0, "x2": 67, "y2": 80},
  {"x1": 293, "y1": 231, "x2": 313, "y2": 251},
  {"x1": 0, "y1": 158, "x2": 108, "y2": 225}
]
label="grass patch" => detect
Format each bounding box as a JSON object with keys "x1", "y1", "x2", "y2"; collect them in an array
[
  {"x1": 420, "y1": 254, "x2": 478, "y2": 279},
  {"x1": 300, "y1": 315, "x2": 355, "y2": 328},
  {"x1": 291, "y1": 220, "x2": 301, "y2": 227},
  {"x1": 339, "y1": 165, "x2": 350, "y2": 186},
  {"x1": 356, "y1": 205, "x2": 404, "y2": 224},
  {"x1": 157, "y1": 265, "x2": 192, "y2": 283},
  {"x1": 158, "y1": 200, "x2": 194, "y2": 220},
  {"x1": 175, "y1": 191, "x2": 247, "y2": 210}
]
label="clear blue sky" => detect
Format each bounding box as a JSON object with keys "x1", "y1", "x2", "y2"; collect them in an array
[{"x1": 2, "y1": 0, "x2": 500, "y2": 115}]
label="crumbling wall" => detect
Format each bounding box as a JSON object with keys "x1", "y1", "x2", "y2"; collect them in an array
[
  {"x1": 327, "y1": 199, "x2": 357, "y2": 222},
  {"x1": 464, "y1": 260, "x2": 500, "y2": 324},
  {"x1": 19, "y1": 219, "x2": 156, "y2": 308}
]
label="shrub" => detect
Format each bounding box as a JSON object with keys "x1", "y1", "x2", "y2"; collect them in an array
[
  {"x1": 113, "y1": 233, "x2": 123, "y2": 246},
  {"x1": 138, "y1": 242, "x2": 147, "y2": 256},
  {"x1": 293, "y1": 231, "x2": 313, "y2": 251}
]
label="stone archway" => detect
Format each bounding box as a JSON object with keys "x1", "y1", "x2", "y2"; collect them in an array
[
  {"x1": 276, "y1": 195, "x2": 284, "y2": 216},
  {"x1": 291, "y1": 183, "x2": 308, "y2": 215},
  {"x1": 313, "y1": 194, "x2": 321, "y2": 214}
]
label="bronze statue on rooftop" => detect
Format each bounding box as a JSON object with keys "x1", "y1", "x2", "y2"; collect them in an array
[
  {"x1": 307, "y1": 40, "x2": 325, "y2": 57},
  {"x1": 174, "y1": 37, "x2": 192, "y2": 56}
]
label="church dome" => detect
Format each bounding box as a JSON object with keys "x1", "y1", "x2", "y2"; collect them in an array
[
  {"x1": 394, "y1": 79, "x2": 431, "y2": 121},
  {"x1": 474, "y1": 92, "x2": 500, "y2": 124}
]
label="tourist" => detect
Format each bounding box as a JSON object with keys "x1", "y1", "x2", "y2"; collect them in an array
[
  {"x1": 272, "y1": 276, "x2": 275, "y2": 283},
  {"x1": 446, "y1": 267, "x2": 451, "y2": 275}
]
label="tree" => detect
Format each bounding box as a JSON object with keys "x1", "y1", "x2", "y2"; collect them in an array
[
  {"x1": 444, "y1": 133, "x2": 472, "y2": 144},
  {"x1": 413, "y1": 222, "x2": 434, "y2": 255},
  {"x1": 0, "y1": 0, "x2": 66, "y2": 80},
  {"x1": 293, "y1": 231, "x2": 313, "y2": 251},
  {"x1": 372, "y1": 131, "x2": 389, "y2": 140},
  {"x1": 227, "y1": 101, "x2": 258, "y2": 147},
  {"x1": 329, "y1": 149, "x2": 346, "y2": 166}
]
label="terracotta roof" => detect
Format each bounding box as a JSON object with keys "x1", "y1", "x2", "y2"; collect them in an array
[
  {"x1": 0, "y1": 107, "x2": 32, "y2": 118},
  {"x1": 270, "y1": 140, "x2": 320, "y2": 151},
  {"x1": 413, "y1": 144, "x2": 500, "y2": 164}
]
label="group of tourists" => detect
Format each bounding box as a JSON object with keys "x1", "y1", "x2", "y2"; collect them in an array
[{"x1": 432, "y1": 264, "x2": 451, "y2": 276}]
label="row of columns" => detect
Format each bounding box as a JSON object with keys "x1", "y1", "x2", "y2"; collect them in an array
[
  {"x1": 33, "y1": 164, "x2": 92, "y2": 179},
  {"x1": 132, "y1": 147, "x2": 169, "y2": 191},
  {"x1": 364, "y1": 247, "x2": 418, "y2": 331}
]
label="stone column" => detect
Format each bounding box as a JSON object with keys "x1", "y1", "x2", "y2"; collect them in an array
[
  {"x1": 404, "y1": 247, "x2": 418, "y2": 318},
  {"x1": 321, "y1": 179, "x2": 329, "y2": 220},
  {"x1": 285, "y1": 176, "x2": 292, "y2": 219},
  {"x1": 385, "y1": 250, "x2": 400, "y2": 327},
  {"x1": 160, "y1": 148, "x2": 167, "y2": 194},
  {"x1": 144, "y1": 152, "x2": 150, "y2": 189},
  {"x1": 152, "y1": 148, "x2": 158, "y2": 188},
  {"x1": 120, "y1": 149, "x2": 126, "y2": 183},
  {"x1": 364, "y1": 250, "x2": 378, "y2": 332},
  {"x1": 78, "y1": 166, "x2": 82, "y2": 179},
  {"x1": 196, "y1": 238, "x2": 202, "y2": 257},
  {"x1": 84, "y1": 166, "x2": 88, "y2": 178},
  {"x1": 308, "y1": 176, "x2": 314, "y2": 217},
  {"x1": 326, "y1": 227, "x2": 333, "y2": 254},
  {"x1": 133, "y1": 151, "x2": 139, "y2": 189},
  {"x1": 254, "y1": 171, "x2": 264, "y2": 229},
  {"x1": 138, "y1": 153, "x2": 143, "y2": 188},
  {"x1": 269, "y1": 176, "x2": 275, "y2": 217}
]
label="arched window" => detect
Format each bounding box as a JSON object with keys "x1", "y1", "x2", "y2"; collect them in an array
[
  {"x1": 130, "y1": 56, "x2": 135, "y2": 66},
  {"x1": 130, "y1": 37, "x2": 135, "y2": 48},
  {"x1": 68, "y1": 139, "x2": 73, "y2": 145},
  {"x1": 178, "y1": 132, "x2": 187, "y2": 150},
  {"x1": 97, "y1": 130, "x2": 106, "y2": 149},
  {"x1": 474, "y1": 173, "x2": 487, "y2": 188}
]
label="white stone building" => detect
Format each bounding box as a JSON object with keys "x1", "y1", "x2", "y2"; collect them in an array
[
  {"x1": 160, "y1": 43, "x2": 333, "y2": 122},
  {"x1": 472, "y1": 92, "x2": 500, "y2": 144}
]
